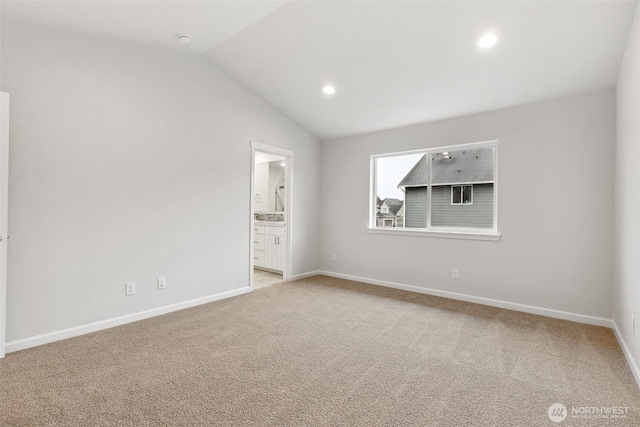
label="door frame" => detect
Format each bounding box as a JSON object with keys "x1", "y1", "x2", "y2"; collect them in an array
[
  {"x1": 1, "y1": 92, "x2": 10, "y2": 358},
  {"x1": 249, "y1": 141, "x2": 293, "y2": 289}
]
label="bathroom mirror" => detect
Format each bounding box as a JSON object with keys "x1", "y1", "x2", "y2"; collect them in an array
[{"x1": 254, "y1": 153, "x2": 285, "y2": 213}]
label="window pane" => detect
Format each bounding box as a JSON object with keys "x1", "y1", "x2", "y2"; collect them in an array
[
  {"x1": 462, "y1": 186, "x2": 472, "y2": 204},
  {"x1": 373, "y1": 142, "x2": 496, "y2": 232},
  {"x1": 452, "y1": 186, "x2": 461, "y2": 204},
  {"x1": 375, "y1": 153, "x2": 424, "y2": 228},
  {"x1": 431, "y1": 146, "x2": 494, "y2": 229}
]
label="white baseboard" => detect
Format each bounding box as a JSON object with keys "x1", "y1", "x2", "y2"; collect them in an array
[
  {"x1": 612, "y1": 321, "x2": 640, "y2": 389},
  {"x1": 288, "y1": 270, "x2": 321, "y2": 282},
  {"x1": 5, "y1": 287, "x2": 252, "y2": 354},
  {"x1": 318, "y1": 270, "x2": 613, "y2": 328}
]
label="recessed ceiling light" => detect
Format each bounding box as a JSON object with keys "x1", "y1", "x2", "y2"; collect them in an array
[
  {"x1": 322, "y1": 85, "x2": 336, "y2": 95},
  {"x1": 176, "y1": 33, "x2": 192, "y2": 44},
  {"x1": 477, "y1": 33, "x2": 498, "y2": 49}
]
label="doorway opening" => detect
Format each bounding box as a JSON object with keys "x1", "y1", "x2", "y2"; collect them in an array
[{"x1": 250, "y1": 142, "x2": 293, "y2": 290}]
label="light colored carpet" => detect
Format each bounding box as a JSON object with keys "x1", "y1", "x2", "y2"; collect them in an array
[{"x1": 1, "y1": 275, "x2": 639, "y2": 426}]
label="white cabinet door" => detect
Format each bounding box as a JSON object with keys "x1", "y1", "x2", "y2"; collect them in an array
[
  {"x1": 254, "y1": 224, "x2": 284, "y2": 273},
  {"x1": 264, "y1": 234, "x2": 283, "y2": 271},
  {"x1": 264, "y1": 225, "x2": 284, "y2": 237}
]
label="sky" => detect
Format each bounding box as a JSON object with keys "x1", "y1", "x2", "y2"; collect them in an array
[{"x1": 376, "y1": 153, "x2": 423, "y2": 200}]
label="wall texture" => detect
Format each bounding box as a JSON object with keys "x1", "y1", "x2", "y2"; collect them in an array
[
  {"x1": 0, "y1": 20, "x2": 320, "y2": 343},
  {"x1": 320, "y1": 89, "x2": 615, "y2": 320},
  {"x1": 614, "y1": 2, "x2": 640, "y2": 380}
]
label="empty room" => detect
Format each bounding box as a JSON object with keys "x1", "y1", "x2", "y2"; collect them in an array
[{"x1": 1, "y1": 1, "x2": 640, "y2": 425}]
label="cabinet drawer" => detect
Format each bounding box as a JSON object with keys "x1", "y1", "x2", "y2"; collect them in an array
[
  {"x1": 253, "y1": 225, "x2": 265, "y2": 235},
  {"x1": 253, "y1": 250, "x2": 265, "y2": 267},
  {"x1": 253, "y1": 234, "x2": 265, "y2": 251},
  {"x1": 264, "y1": 225, "x2": 285, "y2": 237}
]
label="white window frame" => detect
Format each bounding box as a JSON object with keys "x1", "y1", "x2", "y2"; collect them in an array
[
  {"x1": 368, "y1": 140, "x2": 500, "y2": 241},
  {"x1": 451, "y1": 185, "x2": 473, "y2": 205}
]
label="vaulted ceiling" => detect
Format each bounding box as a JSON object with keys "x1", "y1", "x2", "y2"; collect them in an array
[{"x1": 2, "y1": 1, "x2": 637, "y2": 140}]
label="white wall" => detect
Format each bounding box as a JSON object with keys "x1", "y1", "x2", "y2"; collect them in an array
[
  {"x1": 614, "y1": 3, "x2": 640, "y2": 380},
  {"x1": 0, "y1": 20, "x2": 320, "y2": 343},
  {"x1": 254, "y1": 162, "x2": 269, "y2": 212},
  {"x1": 320, "y1": 90, "x2": 615, "y2": 320}
]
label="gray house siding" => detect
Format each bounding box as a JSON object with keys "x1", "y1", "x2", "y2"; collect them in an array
[
  {"x1": 431, "y1": 184, "x2": 493, "y2": 228},
  {"x1": 404, "y1": 187, "x2": 428, "y2": 228}
]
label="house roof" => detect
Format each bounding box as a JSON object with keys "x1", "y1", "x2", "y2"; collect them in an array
[
  {"x1": 397, "y1": 155, "x2": 429, "y2": 188},
  {"x1": 376, "y1": 212, "x2": 397, "y2": 219},
  {"x1": 398, "y1": 147, "x2": 494, "y2": 187},
  {"x1": 432, "y1": 147, "x2": 495, "y2": 184},
  {"x1": 382, "y1": 198, "x2": 404, "y2": 215}
]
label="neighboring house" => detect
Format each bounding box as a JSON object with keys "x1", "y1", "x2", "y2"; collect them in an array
[
  {"x1": 395, "y1": 203, "x2": 404, "y2": 228},
  {"x1": 376, "y1": 197, "x2": 404, "y2": 227},
  {"x1": 397, "y1": 147, "x2": 495, "y2": 228}
]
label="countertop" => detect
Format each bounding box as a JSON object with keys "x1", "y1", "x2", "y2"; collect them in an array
[{"x1": 255, "y1": 221, "x2": 285, "y2": 226}]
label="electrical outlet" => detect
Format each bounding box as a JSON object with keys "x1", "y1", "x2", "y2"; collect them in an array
[
  {"x1": 125, "y1": 282, "x2": 135, "y2": 296},
  {"x1": 331, "y1": 253, "x2": 337, "y2": 262},
  {"x1": 157, "y1": 277, "x2": 166, "y2": 290},
  {"x1": 452, "y1": 269, "x2": 459, "y2": 279},
  {"x1": 632, "y1": 315, "x2": 635, "y2": 334}
]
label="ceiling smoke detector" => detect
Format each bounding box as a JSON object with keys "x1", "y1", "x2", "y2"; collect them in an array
[{"x1": 176, "y1": 34, "x2": 192, "y2": 44}]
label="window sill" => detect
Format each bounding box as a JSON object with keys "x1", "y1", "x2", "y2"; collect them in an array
[{"x1": 367, "y1": 227, "x2": 501, "y2": 241}]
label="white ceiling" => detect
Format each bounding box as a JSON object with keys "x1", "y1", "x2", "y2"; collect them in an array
[
  {"x1": 1, "y1": 1, "x2": 287, "y2": 55},
  {"x1": 2, "y1": 1, "x2": 637, "y2": 141}
]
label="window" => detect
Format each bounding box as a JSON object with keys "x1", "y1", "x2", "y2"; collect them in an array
[
  {"x1": 370, "y1": 141, "x2": 498, "y2": 238},
  {"x1": 452, "y1": 185, "x2": 473, "y2": 205}
]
